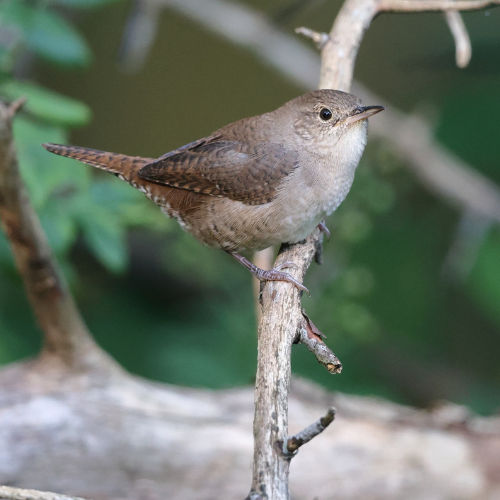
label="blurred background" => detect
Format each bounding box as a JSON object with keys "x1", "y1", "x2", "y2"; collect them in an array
[{"x1": 0, "y1": 0, "x2": 498, "y2": 414}]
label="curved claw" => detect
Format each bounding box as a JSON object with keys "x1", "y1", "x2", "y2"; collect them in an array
[{"x1": 317, "y1": 221, "x2": 331, "y2": 239}]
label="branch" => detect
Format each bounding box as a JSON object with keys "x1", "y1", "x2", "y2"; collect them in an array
[
  {"x1": 0, "y1": 100, "x2": 117, "y2": 372},
  {"x1": 298, "y1": 313, "x2": 342, "y2": 374},
  {"x1": 285, "y1": 407, "x2": 335, "y2": 455},
  {"x1": 0, "y1": 486, "x2": 85, "y2": 500},
  {"x1": 377, "y1": 0, "x2": 500, "y2": 12},
  {"x1": 444, "y1": 11, "x2": 472, "y2": 68},
  {"x1": 249, "y1": 234, "x2": 320, "y2": 499}
]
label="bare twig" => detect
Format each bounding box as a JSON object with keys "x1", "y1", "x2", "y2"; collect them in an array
[
  {"x1": 444, "y1": 11, "x2": 472, "y2": 67},
  {"x1": 285, "y1": 407, "x2": 336, "y2": 455},
  {"x1": 377, "y1": 0, "x2": 500, "y2": 12},
  {"x1": 299, "y1": 313, "x2": 342, "y2": 374},
  {"x1": 295, "y1": 26, "x2": 329, "y2": 49},
  {"x1": 0, "y1": 100, "x2": 117, "y2": 372},
  {"x1": 0, "y1": 486, "x2": 85, "y2": 500}
]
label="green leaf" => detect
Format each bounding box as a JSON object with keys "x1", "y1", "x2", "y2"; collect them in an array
[
  {"x1": 0, "y1": 2, "x2": 91, "y2": 67},
  {"x1": 13, "y1": 116, "x2": 90, "y2": 208},
  {"x1": 80, "y1": 211, "x2": 128, "y2": 272},
  {"x1": 40, "y1": 205, "x2": 78, "y2": 255},
  {"x1": 0, "y1": 80, "x2": 91, "y2": 127}
]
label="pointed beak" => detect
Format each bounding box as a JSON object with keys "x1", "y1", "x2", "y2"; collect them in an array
[{"x1": 344, "y1": 105, "x2": 384, "y2": 125}]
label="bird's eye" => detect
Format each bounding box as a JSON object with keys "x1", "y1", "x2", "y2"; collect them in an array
[{"x1": 319, "y1": 108, "x2": 333, "y2": 121}]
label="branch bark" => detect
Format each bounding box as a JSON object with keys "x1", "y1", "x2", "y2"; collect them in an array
[{"x1": 0, "y1": 100, "x2": 117, "y2": 373}]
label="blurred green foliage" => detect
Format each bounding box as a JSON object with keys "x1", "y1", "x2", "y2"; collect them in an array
[
  {"x1": 0, "y1": 0, "x2": 499, "y2": 414},
  {"x1": 0, "y1": 0, "x2": 164, "y2": 273}
]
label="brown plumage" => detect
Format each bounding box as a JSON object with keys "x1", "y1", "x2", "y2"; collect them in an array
[{"x1": 43, "y1": 90, "x2": 384, "y2": 291}]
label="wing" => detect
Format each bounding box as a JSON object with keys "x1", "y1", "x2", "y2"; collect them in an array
[{"x1": 138, "y1": 137, "x2": 299, "y2": 205}]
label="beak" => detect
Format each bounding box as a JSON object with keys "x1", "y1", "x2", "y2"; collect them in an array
[{"x1": 343, "y1": 105, "x2": 384, "y2": 125}]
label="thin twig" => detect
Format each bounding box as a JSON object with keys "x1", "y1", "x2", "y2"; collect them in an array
[
  {"x1": 295, "y1": 26, "x2": 330, "y2": 49},
  {"x1": 285, "y1": 407, "x2": 336, "y2": 455},
  {"x1": 444, "y1": 11, "x2": 472, "y2": 68},
  {"x1": 0, "y1": 486, "x2": 86, "y2": 500},
  {"x1": 299, "y1": 313, "x2": 342, "y2": 374},
  {"x1": 5, "y1": 97, "x2": 27, "y2": 119}
]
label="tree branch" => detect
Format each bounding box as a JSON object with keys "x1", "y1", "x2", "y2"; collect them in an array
[
  {"x1": 285, "y1": 407, "x2": 336, "y2": 455},
  {"x1": 377, "y1": 0, "x2": 500, "y2": 12},
  {"x1": 444, "y1": 11, "x2": 472, "y2": 68},
  {"x1": 298, "y1": 313, "x2": 342, "y2": 374},
  {"x1": 0, "y1": 100, "x2": 117, "y2": 372},
  {"x1": 249, "y1": 234, "x2": 320, "y2": 499}
]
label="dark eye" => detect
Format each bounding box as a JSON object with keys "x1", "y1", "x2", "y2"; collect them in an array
[{"x1": 319, "y1": 108, "x2": 332, "y2": 121}]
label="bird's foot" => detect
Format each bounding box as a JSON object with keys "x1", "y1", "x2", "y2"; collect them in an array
[
  {"x1": 230, "y1": 253, "x2": 309, "y2": 294},
  {"x1": 317, "y1": 221, "x2": 331, "y2": 239}
]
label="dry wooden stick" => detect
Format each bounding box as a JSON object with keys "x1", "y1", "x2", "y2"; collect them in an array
[
  {"x1": 444, "y1": 11, "x2": 472, "y2": 68},
  {"x1": 285, "y1": 407, "x2": 336, "y2": 455}
]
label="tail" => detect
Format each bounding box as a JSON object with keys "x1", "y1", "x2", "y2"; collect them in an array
[{"x1": 42, "y1": 143, "x2": 154, "y2": 182}]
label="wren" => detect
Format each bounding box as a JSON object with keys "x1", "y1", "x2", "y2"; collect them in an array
[{"x1": 43, "y1": 89, "x2": 383, "y2": 291}]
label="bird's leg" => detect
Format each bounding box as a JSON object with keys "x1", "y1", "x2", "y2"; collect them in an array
[
  {"x1": 317, "y1": 220, "x2": 331, "y2": 239},
  {"x1": 229, "y1": 252, "x2": 309, "y2": 294}
]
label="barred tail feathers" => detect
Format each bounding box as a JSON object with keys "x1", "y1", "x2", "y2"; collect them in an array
[{"x1": 42, "y1": 143, "x2": 153, "y2": 182}]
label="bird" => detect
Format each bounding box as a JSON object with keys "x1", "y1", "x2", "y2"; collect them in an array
[{"x1": 43, "y1": 89, "x2": 383, "y2": 291}]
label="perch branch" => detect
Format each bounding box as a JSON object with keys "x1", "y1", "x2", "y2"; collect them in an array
[
  {"x1": 0, "y1": 486, "x2": 85, "y2": 500},
  {"x1": 248, "y1": 233, "x2": 321, "y2": 499},
  {"x1": 285, "y1": 407, "x2": 336, "y2": 455},
  {"x1": 444, "y1": 11, "x2": 472, "y2": 67},
  {"x1": 0, "y1": 100, "x2": 117, "y2": 372}
]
